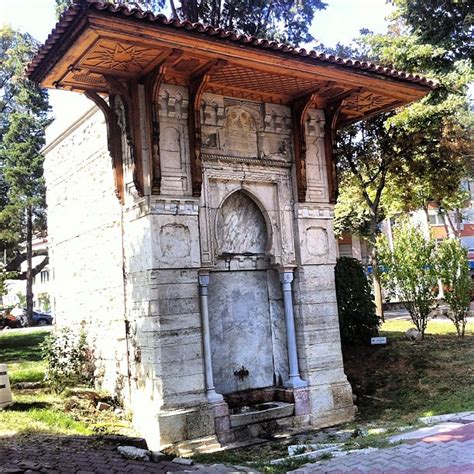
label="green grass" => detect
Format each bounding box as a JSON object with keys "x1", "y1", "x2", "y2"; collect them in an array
[
  {"x1": 0, "y1": 391, "x2": 93, "y2": 436},
  {"x1": 344, "y1": 322, "x2": 474, "y2": 424},
  {"x1": 381, "y1": 318, "x2": 473, "y2": 335},
  {"x1": 0, "y1": 329, "x2": 132, "y2": 437},
  {"x1": 0, "y1": 330, "x2": 47, "y2": 384}
]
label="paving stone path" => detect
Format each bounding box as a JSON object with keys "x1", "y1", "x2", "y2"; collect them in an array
[
  {"x1": 0, "y1": 434, "x2": 196, "y2": 473},
  {"x1": 293, "y1": 422, "x2": 474, "y2": 473},
  {"x1": 2, "y1": 419, "x2": 474, "y2": 473}
]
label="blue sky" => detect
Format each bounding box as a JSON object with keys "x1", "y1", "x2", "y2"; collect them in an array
[{"x1": 1, "y1": 0, "x2": 393, "y2": 140}]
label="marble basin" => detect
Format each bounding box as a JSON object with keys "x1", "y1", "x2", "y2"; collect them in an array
[{"x1": 229, "y1": 401, "x2": 294, "y2": 428}]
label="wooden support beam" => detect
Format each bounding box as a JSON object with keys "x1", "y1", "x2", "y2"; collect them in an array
[
  {"x1": 104, "y1": 76, "x2": 144, "y2": 197},
  {"x1": 291, "y1": 93, "x2": 317, "y2": 202},
  {"x1": 142, "y1": 49, "x2": 183, "y2": 194},
  {"x1": 188, "y1": 59, "x2": 227, "y2": 197},
  {"x1": 324, "y1": 98, "x2": 345, "y2": 204},
  {"x1": 84, "y1": 90, "x2": 124, "y2": 204}
]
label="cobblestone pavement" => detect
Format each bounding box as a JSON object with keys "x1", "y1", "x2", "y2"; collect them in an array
[
  {"x1": 293, "y1": 422, "x2": 474, "y2": 473},
  {"x1": 0, "y1": 434, "x2": 197, "y2": 473}
]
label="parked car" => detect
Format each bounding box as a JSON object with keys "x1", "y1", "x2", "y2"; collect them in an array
[
  {"x1": 31, "y1": 310, "x2": 53, "y2": 326},
  {"x1": 0, "y1": 307, "x2": 27, "y2": 329},
  {"x1": 0, "y1": 308, "x2": 52, "y2": 329}
]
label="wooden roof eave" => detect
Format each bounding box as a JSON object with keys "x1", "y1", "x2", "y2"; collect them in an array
[
  {"x1": 36, "y1": 9, "x2": 431, "y2": 109},
  {"x1": 87, "y1": 13, "x2": 429, "y2": 103}
]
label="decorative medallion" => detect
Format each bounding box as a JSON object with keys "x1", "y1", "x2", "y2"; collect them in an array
[{"x1": 81, "y1": 42, "x2": 159, "y2": 73}]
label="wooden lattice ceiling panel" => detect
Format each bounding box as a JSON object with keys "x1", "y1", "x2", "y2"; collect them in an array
[{"x1": 210, "y1": 64, "x2": 320, "y2": 98}]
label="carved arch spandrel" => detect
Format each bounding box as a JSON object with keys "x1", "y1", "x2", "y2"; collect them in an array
[{"x1": 84, "y1": 90, "x2": 124, "y2": 204}]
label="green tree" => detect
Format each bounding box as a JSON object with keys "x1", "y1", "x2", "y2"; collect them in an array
[
  {"x1": 335, "y1": 112, "x2": 420, "y2": 320},
  {"x1": 389, "y1": 0, "x2": 473, "y2": 61},
  {"x1": 334, "y1": 256, "x2": 379, "y2": 347},
  {"x1": 334, "y1": 2, "x2": 472, "y2": 316},
  {"x1": 378, "y1": 222, "x2": 438, "y2": 339},
  {"x1": 0, "y1": 26, "x2": 50, "y2": 324},
  {"x1": 55, "y1": 0, "x2": 326, "y2": 46},
  {"x1": 437, "y1": 238, "x2": 471, "y2": 338}
]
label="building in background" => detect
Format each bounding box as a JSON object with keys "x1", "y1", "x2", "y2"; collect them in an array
[
  {"x1": 2, "y1": 237, "x2": 50, "y2": 312},
  {"x1": 337, "y1": 180, "x2": 474, "y2": 274}
]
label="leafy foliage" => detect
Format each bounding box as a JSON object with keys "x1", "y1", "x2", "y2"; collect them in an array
[
  {"x1": 0, "y1": 26, "x2": 50, "y2": 323},
  {"x1": 41, "y1": 327, "x2": 95, "y2": 393},
  {"x1": 378, "y1": 222, "x2": 438, "y2": 338},
  {"x1": 54, "y1": 0, "x2": 326, "y2": 46},
  {"x1": 437, "y1": 238, "x2": 471, "y2": 338},
  {"x1": 389, "y1": 0, "x2": 473, "y2": 61},
  {"x1": 335, "y1": 257, "x2": 380, "y2": 346}
]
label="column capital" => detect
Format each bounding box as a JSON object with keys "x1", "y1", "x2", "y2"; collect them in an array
[
  {"x1": 198, "y1": 271, "x2": 210, "y2": 287},
  {"x1": 278, "y1": 267, "x2": 295, "y2": 284}
]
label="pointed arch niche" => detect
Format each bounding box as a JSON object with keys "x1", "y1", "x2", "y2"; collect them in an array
[
  {"x1": 215, "y1": 190, "x2": 269, "y2": 258},
  {"x1": 207, "y1": 190, "x2": 288, "y2": 396}
]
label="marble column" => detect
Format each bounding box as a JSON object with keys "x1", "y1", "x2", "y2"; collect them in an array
[
  {"x1": 198, "y1": 271, "x2": 223, "y2": 403},
  {"x1": 279, "y1": 268, "x2": 308, "y2": 389}
]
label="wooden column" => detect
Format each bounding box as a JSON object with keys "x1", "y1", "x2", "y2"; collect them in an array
[
  {"x1": 143, "y1": 50, "x2": 183, "y2": 194},
  {"x1": 291, "y1": 93, "x2": 317, "y2": 203},
  {"x1": 324, "y1": 99, "x2": 345, "y2": 204},
  {"x1": 188, "y1": 60, "x2": 227, "y2": 197},
  {"x1": 104, "y1": 77, "x2": 145, "y2": 197}
]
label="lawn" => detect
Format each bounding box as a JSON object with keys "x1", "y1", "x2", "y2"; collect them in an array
[
  {"x1": 0, "y1": 329, "x2": 134, "y2": 437},
  {"x1": 343, "y1": 318, "x2": 474, "y2": 424}
]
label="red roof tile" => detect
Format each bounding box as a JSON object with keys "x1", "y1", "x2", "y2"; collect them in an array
[{"x1": 26, "y1": 0, "x2": 436, "y2": 89}]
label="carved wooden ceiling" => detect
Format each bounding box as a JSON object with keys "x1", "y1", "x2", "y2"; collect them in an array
[{"x1": 32, "y1": 6, "x2": 432, "y2": 127}]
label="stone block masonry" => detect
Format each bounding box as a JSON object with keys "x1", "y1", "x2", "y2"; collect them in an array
[{"x1": 43, "y1": 89, "x2": 355, "y2": 451}]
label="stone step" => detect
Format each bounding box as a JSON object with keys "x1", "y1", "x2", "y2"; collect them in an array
[{"x1": 174, "y1": 435, "x2": 222, "y2": 457}]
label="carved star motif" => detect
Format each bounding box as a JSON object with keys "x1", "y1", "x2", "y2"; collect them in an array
[{"x1": 83, "y1": 43, "x2": 158, "y2": 72}]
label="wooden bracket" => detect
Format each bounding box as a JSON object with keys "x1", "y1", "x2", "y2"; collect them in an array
[
  {"x1": 84, "y1": 90, "x2": 124, "y2": 204},
  {"x1": 143, "y1": 49, "x2": 183, "y2": 194},
  {"x1": 291, "y1": 93, "x2": 318, "y2": 203},
  {"x1": 104, "y1": 76, "x2": 144, "y2": 197},
  {"x1": 324, "y1": 98, "x2": 346, "y2": 203},
  {"x1": 188, "y1": 59, "x2": 227, "y2": 197}
]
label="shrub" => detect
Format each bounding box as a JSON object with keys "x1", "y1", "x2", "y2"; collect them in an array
[
  {"x1": 378, "y1": 222, "x2": 438, "y2": 339},
  {"x1": 42, "y1": 327, "x2": 95, "y2": 393},
  {"x1": 437, "y1": 238, "x2": 471, "y2": 338},
  {"x1": 335, "y1": 256, "x2": 380, "y2": 346}
]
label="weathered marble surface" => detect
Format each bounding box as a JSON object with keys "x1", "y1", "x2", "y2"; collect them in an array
[
  {"x1": 208, "y1": 270, "x2": 274, "y2": 394},
  {"x1": 44, "y1": 89, "x2": 355, "y2": 451},
  {"x1": 216, "y1": 191, "x2": 268, "y2": 255}
]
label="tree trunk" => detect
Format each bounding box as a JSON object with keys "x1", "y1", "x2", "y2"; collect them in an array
[
  {"x1": 369, "y1": 216, "x2": 384, "y2": 322},
  {"x1": 26, "y1": 205, "x2": 34, "y2": 326},
  {"x1": 422, "y1": 206, "x2": 431, "y2": 239}
]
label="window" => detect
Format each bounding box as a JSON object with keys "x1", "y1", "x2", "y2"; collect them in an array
[
  {"x1": 40, "y1": 270, "x2": 49, "y2": 283},
  {"x1": 428, "y1": 213, "x2": 444, "y2": 226},
  {"x1": 338, "y1": 243, "x2": 352, "y2": 258}
]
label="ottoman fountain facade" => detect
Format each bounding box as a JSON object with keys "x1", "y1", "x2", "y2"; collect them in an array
[{"x1": 28, "y1": 1, "x2": 433, "y2": 450}]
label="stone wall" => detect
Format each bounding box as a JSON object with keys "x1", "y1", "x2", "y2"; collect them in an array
[
  {"x1": 43, "y1": 107, "x2": 130, "y2": 399},
  {"x1": 43, "y1": 88, "x2": 354, "y2": 450}
]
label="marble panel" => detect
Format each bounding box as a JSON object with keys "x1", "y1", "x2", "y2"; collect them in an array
[
  {"x1": 208, "y1": 270, "x2": 274, "y2": 394},
  {"x1": 216, "y1": 191, "x2": 268, "y2": 255}
]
